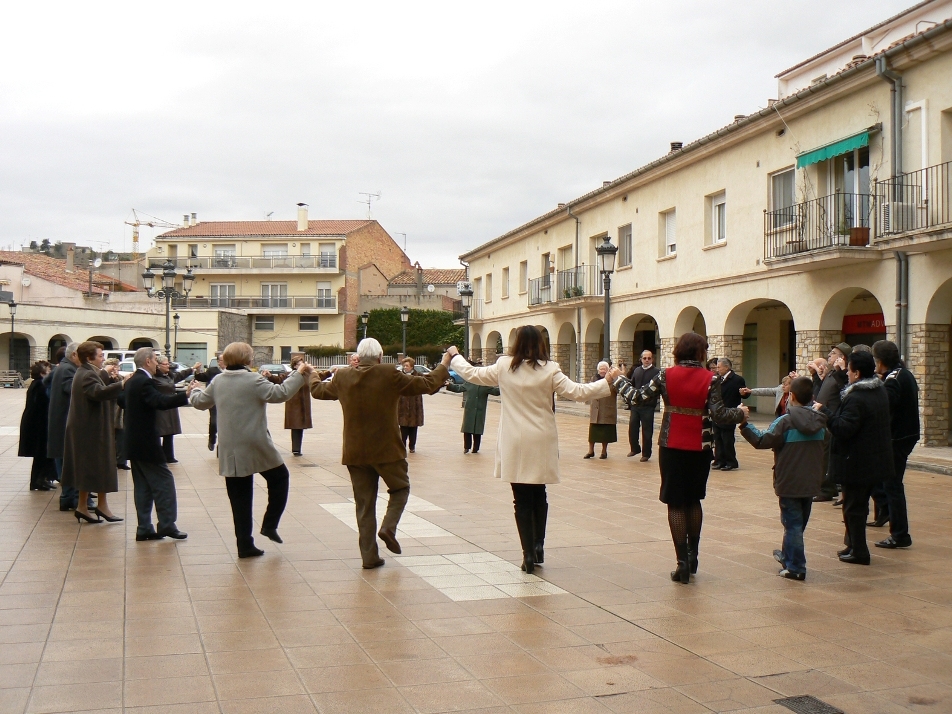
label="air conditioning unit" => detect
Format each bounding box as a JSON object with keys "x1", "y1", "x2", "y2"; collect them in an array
[{"x1": 880, "y1": 201, "x2": 918, "y2": 234}]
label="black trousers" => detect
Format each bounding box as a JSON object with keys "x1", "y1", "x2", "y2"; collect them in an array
[
  {"x1": 511, "y1": 483, "x2": 547, "y2": 554},
  {"x1": 224, "y1": 464, "x2": 289, "y2": 551},
  {"x1": 131, "y1": 460, "x2": 178, "y2": 536},
  {"x1": 628, "y1": 405, "x2": 655, "y2": 457},
  {"x1": 162, "y1": 435, "x2": 175, "y2": 462},
  {"x1": 463, "y1": 433, "x2": 482, "y2": 452},
  {"x1": 30, "y1": 456, "x2": 56, "y2": 489},
  {"x1": 819, "y1": 433, "x2": 839, "y2": 498},
  {"x1": 208, "y1": 407, "x2": 218, "y2": 445},
  {"x1": 842, "y1": 482, "x2": 874, "y2": 560},
  {"x1": 115, "y1": 428, "x2": 128, "y2": 467},
  {"x1": 713, "y1": 424, "x2": 738, "y2": 468},
  {"x1": 883, "y1": 446, "x2": 912, "y2": 540},
  {"x1": 400, "y1": 426, "x2": 418, "y2": 450},
  {"x1": 291, "y1": 429, "x2": 304, "y2": 454}
]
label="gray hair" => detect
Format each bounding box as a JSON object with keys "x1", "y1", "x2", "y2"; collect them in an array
[
  {"x1": 64, "y1": 342, "x2": 79, "y2": 360},
  {"x1": 717, "y1": 357, "x2": 732, "y2": 368},
  {"x1": 133, "y1": 347, "x2": 155, "y2": 368},
  {"x1": 596, "y1": 361, "x2": 610, "y2": 372},
  {"x1": 155, "y1": 354, "x2": 169, "y2": 364},
  {"x1": 356, "y1": 337, "x2": 383, "y2": 362}
]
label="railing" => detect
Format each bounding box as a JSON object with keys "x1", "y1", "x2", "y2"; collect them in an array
[
  {"x1": 151, "y1": 254, "x2": 337, "y2": 270},
  {"x1": 450, "y1": 298, "x2": 483, "y2": 320},
  {"x1": 876, "y1": 160, "x2": 952, "y2": 236},
  {"x1": 528, "y1": 275, "x2": 554, "y2": 305},
  {"x1": 171, "y1": 296, "x2": 337, "y2": 310},
  {"x1": 556, "y1": 265, "x2": 603, "y2": 299},
  {"x1": 764, "y1": 192, "x2": 873, "y2": 259}
]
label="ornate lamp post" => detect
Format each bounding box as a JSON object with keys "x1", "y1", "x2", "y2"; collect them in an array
[
  {"x1": 595, "y1": 235, "x2": 617, "y2": 363},
  {"x1": 8, "y1": 300, "x2": 16, "y2": 373},
  {"x1": 400, "y1": 306, "x2": 410, "y2": 358},
  {"x1": 458, "y1": 284, "x2": 473, "y2": 359},
  {"x1": 360, "y1": 311, "x2": 370, "y2": 340},
  {"x1": 142, "y1": 261, "x2": 194, "y2": 359},
  {"x1": 173, "y1": 313, "x2": 181, "y2": 361}
]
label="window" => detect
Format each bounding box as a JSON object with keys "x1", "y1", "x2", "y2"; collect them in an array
[
  {"x1": 502, "y1": 267, "x2": 510, "y2": 298},
  {"x1": 319, "y1": 243, "x2": 336, "y2": 268},
  {"x1": 519, "y1": 261, "x2": 528, "y2": 293},
  {"x1": 659, "y1": 209, "x2": 676, "y2": 256},
  {"x1": 255, "y1": 315, "x2": 275, "y2": 331},
  {"x1": 261, "y1": 283, "x2": 288, "y2": 307},
  {"x1": 618, "y1": 224, "x2": 632, "y2": 267},
  {"x1": 262, "y1": 243, "x2": 288, "y2": 257},
  {"x1": 770, "y1": 169, "x2": 796, "y2": 228},
  {"x1": 705, "y1": 192, "x2": 727, "y2": 245},
  {"x1": 213, "y1": 244, "x2": 237, "y2": 267},
  {"x1": 473, "y1": 277, "x2": 482, "y2": 301},
  {"x1": 485, "y1": 273, "x2": 493, "y2": 302},
  {"x1": 300, "y1": 316, "x2": 320, "y2": 331},
  {"x1": 557, "y1": 245, "x2": 573, "y2": 271},
  {"x1": 316, "y1": 281, "x2": 334, "y2": 308},
  {"x1": 168, "y1": 244, "x2": 178, "y2": 259},
  {"x1": 300, "y1": 243, "x2": 311, "y2": 256},
  {"x1": 210, "y1": 283, "x2": 235, "y2": 307},
  {"x1": 541, "y1": 253, "x2": 551, "y2": 287},
  {"x1": 188, "y1": 244, "x2": 198, "y2": 258}
]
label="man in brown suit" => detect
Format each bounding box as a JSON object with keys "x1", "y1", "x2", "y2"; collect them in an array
[{"x1": 310, "y1": 338, "x2": 450, "y2": 568}]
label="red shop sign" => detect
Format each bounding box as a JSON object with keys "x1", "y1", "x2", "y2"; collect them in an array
[{"x1": 843, "y1": 313, "x2": 886, "y2": 334}]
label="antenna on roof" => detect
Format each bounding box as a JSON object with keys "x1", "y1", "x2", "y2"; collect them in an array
[
  {"x1": 266, "y1": 212, "x2": 274, "y2": 221},
  {"x1": 358, "y1": 191, "x2": 381, "y2": 218}
]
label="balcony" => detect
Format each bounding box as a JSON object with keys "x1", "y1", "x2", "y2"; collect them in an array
[
  {"x1": 529, "y1": 266, "x2": 604, "y2": 307},
  {"x1": 451, "y1": 298, "x2": 482, "y2": 323},
  {"x1": 152, "y1": 254, "x2": 338, "y2": 272},
  {"x1": 876, "y1": 161, "x2": 952, "y2": 248},
  {"x1": 763, "y1": 192, "x2": 880, "y2": 270},
  {"x1": 171, "y1": 296, "x2": 338, "y2": 312}
]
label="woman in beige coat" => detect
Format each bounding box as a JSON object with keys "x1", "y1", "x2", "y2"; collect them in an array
[
  {"x1": 448, "y1": 326, "x2": 620, "y2": 573},
  {"x1": 585, "y1": 361, "x2": 618, "y2": 459}
]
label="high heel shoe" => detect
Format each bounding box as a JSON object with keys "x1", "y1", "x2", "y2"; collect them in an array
[
  {"x1": 74, "y1": 510, "x2": 102, "y2": 524},
  {"x1": 94, "y1": 508, "x2": 123, "y2": 523}
]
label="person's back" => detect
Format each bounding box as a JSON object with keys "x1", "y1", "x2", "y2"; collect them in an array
[
  {"x1": 46, "y1": 358, "x2": 77, "y2": 458},
  {"x1": 742, "y1": 404, "x2": 827, "y2": 497}
]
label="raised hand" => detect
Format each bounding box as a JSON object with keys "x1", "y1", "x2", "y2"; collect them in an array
[
  {"x1": 739, "y1": 404, "x2": 750, "y2": 422},
  {"x1": 739, "y1": 387, "x2": 751, "y2": 397},
  {"x1": 606, "y1": 367, "x2": 622, "y2": 382}
]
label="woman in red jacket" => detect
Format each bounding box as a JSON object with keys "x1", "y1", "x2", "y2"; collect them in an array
[{"x1": 615, "y1": 333, "x2": 744, "y2": 583}]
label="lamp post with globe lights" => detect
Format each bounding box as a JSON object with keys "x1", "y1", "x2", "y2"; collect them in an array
[
  {"x1": 595, "y1": 235, "x2": 617, "y2": 363},
  {"x1": 142, "y1": 261, "x2": 194, "y2": 360},
  {"x1": 458, "y1": 283, "x2": 473, "y2": 359}
]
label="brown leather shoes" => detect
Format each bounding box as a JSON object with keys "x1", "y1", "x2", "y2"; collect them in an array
[{"x1": 378, "y1": 528, "x2": 402, "y2": 554}]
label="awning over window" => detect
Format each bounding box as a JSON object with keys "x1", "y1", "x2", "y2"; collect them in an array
[{"x1": 796, "y1": 130, "x2": 869, "y2": 169}]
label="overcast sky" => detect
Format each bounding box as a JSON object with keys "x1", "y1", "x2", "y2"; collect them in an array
[{"x1": 0, "y1": 0, "x2": 913, "y2": 266}]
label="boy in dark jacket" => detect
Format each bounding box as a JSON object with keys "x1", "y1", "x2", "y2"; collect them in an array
[{"x1": 739, "y1": 377, "x2": 827, "y2": 580}]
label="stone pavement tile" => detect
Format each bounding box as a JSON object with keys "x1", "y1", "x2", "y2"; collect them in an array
[
  {"x1": 33, "y1": 657, "x2": 123, "y2": 687},
  {"x1": 677, "y1": 677, "x2": 781, "y2": 711},
  {"x1": 400, "y1": 679, "x2": 505, "y2": 713},
  {"x1": 218, "y1": 695, "x2": 319, "y2": 714},
  {"x1": 205, "y1": 648, "x2": 294, "y2": 674},
  {"x1": 456, "y1": 650, "x2": 550, "y2": 678},
  {"x1": 213, "y1": 669, "x2": 307, "y2": 700},
  {"x1": 596, "y1": 686, "x2": 710, "y2": 713},
  {"x1": 561, "y1": 665, "x2": 665, "y2": 696},
  {"x1": 311, "y1": 687, "x2": 416, "y2": 714},
  {"x1": 123, "y1": 675, "x2": 217, "y2": 707},
  {"x1": 297, "y1": 662, "x2": 392, "y2": 694},
  {"x1": 875, "y1": 682, "x2": 952, "y2": 712},
  {"x1": 26, "y1": 680, "x2": 122, "y2": 713},
  {"x1": 124, "y1": 653, "x2": 209, "y2": 680},
  {"x1": 124, "y1": 704, "x2": 220, "y2": 714}
]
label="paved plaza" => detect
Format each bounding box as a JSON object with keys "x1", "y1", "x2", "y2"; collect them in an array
[{"x1": 0, "y1": 387, "x2": 951, "y2": 714}]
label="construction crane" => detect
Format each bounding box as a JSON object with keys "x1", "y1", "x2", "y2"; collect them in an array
[{"x1": 125, "y1": 210, "x2": 180, "y2": 261}]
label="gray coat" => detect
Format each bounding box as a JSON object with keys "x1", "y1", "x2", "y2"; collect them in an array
[
  {"x1": 445, "y1": 382, "x2": 500, "y2": 434},
  {"x1": 45, "y1": 358, "x2": 77, "y2": 458},
  {"x1": 60, "y1": 364, "x2": 124, "y2": 492},
  {"x1": 155, "y1": 368, "x2": 192, "y2": 436},
  {"x1": 190, "y1": 367, "x2": 304, "y2": 477}
]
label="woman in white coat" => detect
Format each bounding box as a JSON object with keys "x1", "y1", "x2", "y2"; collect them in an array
[{"x1": 448, "y1": 326, "x2": 621, "y2": 573}]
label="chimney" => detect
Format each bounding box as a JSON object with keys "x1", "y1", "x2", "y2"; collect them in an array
[
  {"x1": 63, "y1": 242, "x2": 76, "y2": 272},
  {"x1": 190, "y1": 212, "x2": 197, "y2": 226},
  {"x1": 557, "y1": 203, "x2": 566, "y2": 209},
  {"x1": 297, "y1": 203, "x2": 309, "y2": 232},
  {"x1": 183, "y1": 214, "x2": 189, "y2": 226},
  {"x1": 415, "y1": 262, "x2": 424, "y2": 294},
  {"x1": 734, "y1": 114, "x2": 746, "y2": 122},
  {"x1": 669, "y1": 141, "x2": 683, "y2": 153},
  {"x1": 602, "y1": 181, "x2": 611, "y2": 188}
]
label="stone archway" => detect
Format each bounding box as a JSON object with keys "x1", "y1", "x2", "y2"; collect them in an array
[
  {"x1": 582, "y1": 318, "x2": 604, "y2": 379},
  {"x1": 87, "y1": 335, "x2": 118, "y2": 349},
  {"x1": 554, "y1": 322, "x2": 577, "y2": 379},
  {"x1": 1, "y1": 331, "x2": 36, "y2": 378},
  {"x1": 615, "y1": 313, "x2": 660, "y2": 371},
  {"x1": 471, "y1": 332, "x2": 482, "y2": 363},
  {"x1": 918, "y1": 278, "x2": 952, "y2": 444},
  {"x1": 486, "y1": 330, "x2": 503, "y2": 365},
  {"x1": 721, "y1": 300, "x2": 797, "y2": 407},
  {"x1": 665, "y1": 307, "x2": 707, "y2": 368},
  {"x1": 48, "y1": 334, "x2": 72, "y2": 361},
  {"x1": 130, "y1": 337, "x2": 159, "y2": 350}
]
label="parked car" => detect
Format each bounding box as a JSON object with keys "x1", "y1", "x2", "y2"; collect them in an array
[
  {"x1": 447, "y1": 369, "x2": 464, "y2": 384},
  {"x1": 394, "y1": 364, "x2": 432, "y2": 376},
  {"x1": 105, "y1": 350, "x2": 138, "y2": 362},
  {"x1": 258, "y1": 363, "x2": 292, "y2": 375}
]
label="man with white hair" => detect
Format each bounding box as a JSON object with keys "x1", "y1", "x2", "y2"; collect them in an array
[{"x1": 309, "y1": 338, "x2": 451, "y2": 568}]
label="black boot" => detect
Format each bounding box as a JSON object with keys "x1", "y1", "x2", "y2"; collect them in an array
[
  {"x1": 533, "y1": 501, "x2": 547, "y2": 565},
  {"x1": 515, "y1": 511, "x2": 535, "y2": 574},
  {"x1": 670, "y1": 537, "x2": 690, "y2": 584},
  {"x1": 688, "y1": 533, "x2": 699, "y2": 575}
]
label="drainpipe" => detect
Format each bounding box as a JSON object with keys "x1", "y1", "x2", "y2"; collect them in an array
[
  {"x1": 875, "y1": 56, "x2": 902, "y2": 182},
  {"x1": 901, "y1": 252, "x2": 909, "y2": 362},
  {"x1": 567, "y1": 206, "x2": 582, "y2": 381}
]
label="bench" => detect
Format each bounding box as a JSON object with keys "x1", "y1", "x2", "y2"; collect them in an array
[{"x1": 0, "y1": 370, "x2": 23, "y2": 388}]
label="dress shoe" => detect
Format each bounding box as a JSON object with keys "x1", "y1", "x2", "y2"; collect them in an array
[
  {"x1": 721, "y1": 465, "x2": 736, "y2": 472},
  {"x1": 378, "y1": 528, "x2": 401, "y2": 554},
  {"x1": 157, "y1": 529, "x2": 188, "y2": 539},
  {"x1": 837, "y1": 546, "x2": 852, "y2": 557},
  {"x1": 207, "y1": 438, "x2": 216, "y2": 452},
  {"x1": 832, "y1": 497, "x2": 844, "y2": 507},
  {"x1": 74, "y1": 510, "x2": 102, "y2": 524},
  {"x1": 463, "y1": 449, "x2": 470, "y2": 454},
  {"x1": 60, "y1": 502, "x2": 76, "y2": 512},
  {"x1": 238, "y1": 546, "x2": 265, "y2": 558},
  {"x1": 260, "y1": 527, "x2": 283, "y2": 543},
  {"x1": 116, "y1": 463, "x2": 131, "y2": 470},
  {"x1": 711, "y1": 464, "x2": 723, "y2": 470},
  {"x1": 627, "y1": 451, "x2": 637, "y2": 458},
  {"x1": 599, "y1": 454, "x2": 607, "y2": 459},
  {"x1": 640, "y1": 456, "x2": 650, "y2": 462},
  {"x1": 135, "y1": 532, "x2": 165, "y2": 542},
  {"x1": 362, "y1": 559, "x2": 385, "y2": 569},
  {"x1": 94, "y1": 508, "x2": 123, "y2": 523},
  {"x1": 838, "y1": 553, "x2": 870, "y2": 565},
  {"x1": 778, "y1": 569, "x2": 806, "y2": 581},
  {"x1": 875, "y1": 535, "x2": 912, "y2": 549},
  {"x1": 812, "y1": 495, "x2": 834, "y2": 502},
  {"x1": 867, "y1": 516, "x2": 889, "y2": 528},
  {"x1": 583, "y1": 453, "x2": 595, "y2": 459},
  {"x1": 31, "y1": 483, "x2": 54, "y2": 491},
  {"x1": 167, "y1": 459, "x2": 179, "y2": 464},
  {"x1": 292, "y1": 451, "x2": 302, "y2": 456}
]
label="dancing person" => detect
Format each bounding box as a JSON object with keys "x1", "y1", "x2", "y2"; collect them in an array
[
  {"x1": 105, "y1": 358, "x2": 130, "y2": 471},
  {"x1": 614, "y1": 333, "x2": 744, "y2": 583},
  {"x1": 712, "y1": 358, "x2": 745, "y2": 471},
  {"x1": 626, "y1": 350, "x2": 659, "y2": 461},
  {"x1": 154, "y1": 355, "x2": 199, "y2": 463},
  {"x1": 61, "y1": 341, "x2": 126, "y2": 524},
  {"x1": 870, "y1": 340, "x2": 918, "y2": 549},
  {"x1": 447, "y1": 327, "x2": 621, "y2": 574},
  {"x1": 585, "y1": 361, "x2": 618, "y2": 459},
  {"x1": 19, "y1": 360, "x2": 57, "y2": 491},
  {"x1": 262, "y1": 353, "x2": 312, "y2": 456},
  {"x1": 193, "y1": 353, "x2": 223, "y2": 451},
  {"x1": 121, "y1": 348, "x2": 191, "y2": 541},
  {"x1": 740, "y1": 377, "x2": 827, "y2": 580},
  {"x1": 816, "y1": 350, "x2": 893, "y2": 565},
  {"x1": 812, "y1": 345, "x2": 849, "y2": 503},
  {"x1": 397, "y1": 357, "x2": 424, "y2": 453},
  {"x1": 45, "y1": 343, "x2": 86, "y2": 511},
  {"x1": 309, "y1": 339, "x2": 449, "y2": 568},
  {"x1": 444, "y1": 371, "x2": 500, "y2": 454},
  {"x1": 740, "y1": 372, "x2": 797, "y2": 418},
  {"x1": 190, "y1": 342, "x2": 306, "y2": 557}
]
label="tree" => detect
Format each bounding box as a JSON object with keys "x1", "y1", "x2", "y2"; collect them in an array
[
  {"x1": 29, "y1": 240, "x2": 38, "y2": 251},
  {"x1": 39, "y1": 239, "x2": 51, "y2": 254},
  {"x1": 362, "y1": 308, "x2": 463, "y2": 355}
]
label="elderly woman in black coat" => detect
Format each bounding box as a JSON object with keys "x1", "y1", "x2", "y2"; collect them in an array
[
  {"x1": 817, "y1": 350, "x2": 894, "y2": 565},
  {"x1": 19, "y1": 361, "x2": 56, "y2": 491}
]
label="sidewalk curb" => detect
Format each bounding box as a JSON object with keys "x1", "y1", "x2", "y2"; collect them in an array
[{"x1": 906, "y1": 460, "x2": 952, "y2": 476}]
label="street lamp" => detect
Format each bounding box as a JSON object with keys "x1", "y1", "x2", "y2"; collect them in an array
[
  {"x1": 8, "y1": 301, "x2": 16, "y2": 373},
  {"x1": 595, "y1": 235, "x2": 617, "y2": 363},
  {"x1": 360, "y1": 311, "x2": 370, "y2": 340},
  {"x1": 458, "y1": 284, "x2": 473, "y2": 359},
  {"x1": 173, "y1": 313, "x2": 180, "y2": 361},
  {"x1": 142, "y1": 261, "x2": 194, "y2": 359},
  {"x1": 400, "y1": 306, "x2": 410, "y2": 358}
]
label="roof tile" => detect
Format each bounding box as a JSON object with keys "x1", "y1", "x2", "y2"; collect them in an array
[
  {"x1": 0, "y1": 252, "x2": 139, "y2": 295},
  {"x1": 158, "y1": 220, "x2": 374, "y2": 238}
]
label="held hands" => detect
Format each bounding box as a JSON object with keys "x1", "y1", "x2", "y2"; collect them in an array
[
  {"x1": 739, "y1": 387, "x2": 752, "y2": 397},
  {"x1": 832, "y1": 356, "x2": 846, "y2": 371},
  {"x1": 605, "y1": 367, "x2": 622, "y2": 382},
  {"x1": 296, "y1": 361, "x2": 311, "y2": 375},
  {"x1": 192, "y1": 362, "x2": 202, "y2": 372},
  {"x1": 739, "y1": 404, "x2": 750, "y2": 424},
  {"x1": 813, "y1": 402, "x2": 823, "y2": 411}
]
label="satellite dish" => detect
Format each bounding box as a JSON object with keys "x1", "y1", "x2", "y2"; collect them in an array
[
  {"x1": 21, "y1": 277, "x2": 31, "y2": 287},
  {"x1": 427, "y1": 284, "x2": 435, "y2": 293},
  {"x1": 93, "y1": 258, "x2": 102, "y2": 269}
]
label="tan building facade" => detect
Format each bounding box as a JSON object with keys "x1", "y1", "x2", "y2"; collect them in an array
[{"x1": 461, "y1": 6, "x2": 952, "y2": 445}]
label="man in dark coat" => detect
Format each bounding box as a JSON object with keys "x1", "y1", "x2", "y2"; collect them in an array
[
  {"x1": 20, "y1": 361, "x2": 57, "y2": 490},
  {"x1": 121, "y1": 348, "x2": 190, "y2": 541},
  {"x1": 713, "y1": 358, "x2": 746, "y2": 471},
  {"x1": 625, "y1": 350, "x2": 660, "y2": 462},
  {"x1": 193, "y1": 353, "x2": 223, "y2": 451},
  {"x1": 819, "y1": 350, "x2": 894, "y2": 565},
  {"x1": 871, "y1": 340, "x2": 919, "y2": 549},
  {"x1": 154, "y1": 355, "x2": 199, "y2": 463},
  {"x1": 44, "y1": 342, "x2": 82, "y2": 510},
  {"x1": 810, "y1": 345, "x2": 850, "y2": 501}
]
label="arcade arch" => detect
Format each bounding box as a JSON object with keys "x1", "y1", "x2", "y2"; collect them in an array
[
  {"x1": 616, "y1": 313, "x2": 659, "y2": 369},
  {"x1": 48, "y1": 334, "x2": 71, "y2": 361},
  {"x1": 555, "y1": 322, "x2": 578, "y2": 379}
]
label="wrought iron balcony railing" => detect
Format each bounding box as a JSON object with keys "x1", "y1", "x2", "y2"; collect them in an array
[
  {"x1": 152, "y1": 254, "x2": 337, "y2": 270},
  {"x1": 876, "y1": 160, "x2": 952, "y2": 236},
  {"x1": 171, "y1": 296, "x2": 337, "y2": 310},
  {"x1": 764, "y1": 192, "x2": 873, "y2": 259}
]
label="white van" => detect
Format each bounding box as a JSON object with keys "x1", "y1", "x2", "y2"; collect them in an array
[{"x1": 105, "y1": 350, "x2": 138, "y2": 362}]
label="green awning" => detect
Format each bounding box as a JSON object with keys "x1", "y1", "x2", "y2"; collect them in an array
[{"x1": 796, "y1": 130, "x2": 869, "y2": 169}]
